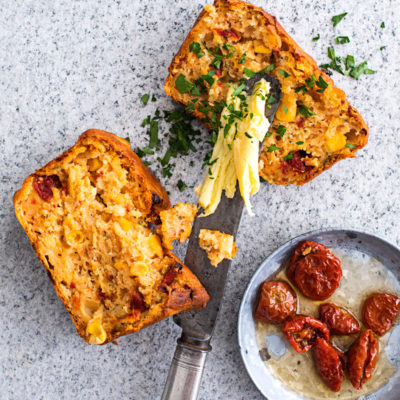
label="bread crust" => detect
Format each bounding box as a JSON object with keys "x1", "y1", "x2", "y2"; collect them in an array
[
  {"x1": 14, "y1": 129, "x2": 209, "y2": 344},
  {"x1": 164, "y1": 0, "x2": 369, "y2": 186}
]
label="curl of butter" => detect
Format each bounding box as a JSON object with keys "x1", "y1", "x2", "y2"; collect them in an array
[{"x1": 195, "y1": 79, "x2": 271, "y2": 216}]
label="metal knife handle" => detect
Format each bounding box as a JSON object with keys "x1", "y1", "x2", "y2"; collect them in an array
[{"x1": 161, "y1": 339, "x2": 211, "y2": 400}]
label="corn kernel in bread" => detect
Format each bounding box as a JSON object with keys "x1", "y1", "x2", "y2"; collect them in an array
[
  {"x1": 199, "y1": 229, "x2": 237, "y2": 266},
  {"x1": 159, "y1": 202, "x2": 198, "y2": 249},
  {"x1": 13, "y1": 130, "x2": 209, "y2": 344},
  {"x1": 164, "y1": 0, "x2": 368, "y2": 186}
]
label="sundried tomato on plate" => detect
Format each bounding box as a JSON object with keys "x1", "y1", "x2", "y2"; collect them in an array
[{"x1": 319, "y1": 303, "x2": 360, "y2": 335}]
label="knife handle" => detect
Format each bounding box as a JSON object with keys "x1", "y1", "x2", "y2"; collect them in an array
[{"x1": 161, "y1": 339, "x2": 211, "y2": 400}]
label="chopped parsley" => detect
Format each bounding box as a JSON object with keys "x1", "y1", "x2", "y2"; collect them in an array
[
  {"x1": 261, "y1": 64, "x2": 275, "y2": 73},
  {"x1": 231, "y1": 83, "x2": 246, "y2": 97},
  {"x1": 349, "y1": 61, "x2": 375, "y2": 79},
  {"x1": 124, "y1": 137, "x2": 131, "y2": 144},
  {"x1": 344, "y1": 55, "x2": 355, "y2": 70},
  {"x1": 380, "y1": 45, "x2": 386, "y2": 51},
  {"x1": 335, "y1": 36, "x2": 350, "y2": 44},
  {"x1": 149, "y1": 119, "x2": 159, "y2": 148},
  {"x1": 238, "y1": 52, "x2": 246, "y2": 64},
  {"x1": 283, "y1": 151, "x2": 294, "y2": 161},
  {"x1": 267, "y1": 145, "x2": 279, "y2": 152},
  {"x1": 244, "y1": 132, "x2": 253, "y2": 139},
  {"x1": 177, "y1": 179, "x2": 187, "y2": 192},
  {"x1": 141, "y1": 94, "x2": 150, "y2": 105},
  {"x1": 380, "y1": 21, "x2": 385, "y2": 28},
  {"x1": 244, "y1": 67, "x2": 256, "y2": 78},
  {"x1": 346, "y1": 143, "x2": 356, "y2": 149},
  {"x1": 316, "y1": 76, "x2": 329, "y2": 93},
  {"x1": 175, "y1": 74, "x2": 194, "y2": 94},
  {"x1": 151, "y1": 94, "x2": 156, "y2": 102},
  {"x1": 332, "y1": 12, "x2": 347, "y2": 27},
  {"x1": 276, "y1": 125, "x2": 287, "y2": 138},
  {"x1": 280, "y1": 69, "x2": 290, "y2": 78},
  {"x1": 298, "y1": 105, "x2": 315, "y2": 118},
  {"x1": 296, "y1": 141, "x2": 304, "y2": 145},
  {"x1": 283, "y1": 104, "x2": 288, "y2": 114},
  {"x1": 312, "y1": 33, "x2": 320, "y2": 42},
  {"x1": 265, "y1": 132, "x2": 273, "y2": 138},
  {"x1": 189, "y1": 41, "x2": 205, "y2": 58}
]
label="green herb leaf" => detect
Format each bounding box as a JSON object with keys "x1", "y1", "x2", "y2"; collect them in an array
[
  {"x1": 267, "y1": 145, "x2": 279, "y2": 152},
  {"x1": 295, "y1": 85, "x2": 308, "y2": 95},
  {"x1": 244, "y1": 67, "x2": 256, "y2": 78},
  {"x1": 232, "y1": 83, "x2": 246, "y2": 97},
  {"x1": 177, "y1": 179, "x2": 187, "y2": 192},
  {"x1": 244, "y1": 132, "x2": 253, "y2": 139},
  {"x1": 175, "y1": 74, "x2": 194, "y2": 94},
  {"x1": 316, "y1": 76, "x2": 329, "y2": 93},
  {"x1": 283, "y1": 151, "x2": 294, "y2": 160},
  {"x1": 280, "y1": 69, "x2": 290, "y2": 78},
  {"x1": 380, "y1": 21, "x2": 385, "y2": 28},
  {"x1": 238, "y1": 52, "x2": 246, "y2": 64},
  {"x1": 332, "y1": 12, "x2": 347, "y2": 27},
  {"x1": 380, "y1": 45, "x2": 386, "y2": 51},
  {"x1": 265, "y1": 132, "x2": 273, "y2": 138},
  {"x1": 267, "y1": 94, "x2": 277, "y2": 104},
  {"x1": 261, "y1": 64, "x2": 275, "y2": 74},
  {"x1": 283, "y1": 105, "x2": 288, "y2": 114},
  {"x1": 149, "y1": 120, "x2": 159, "y2": 148},
  {"x1": 335, "y1": 36, "x2": 350, "y2": 44},
  {"x1": 124, "y1": 137, "x2": 131, "y2": 143},
  {"x1": 296, "y1": 141, "x2": 304, "y2": 145},
  {"x1": 141, "y1": 94, "x2": 150, "y2": 105},
  {"x1": 328, "y1": 47, "x2": 336, "y2": 61},
  {"x1": 312, "y1": 33, "x2": 320, "y2": 42},
  {"x1": 276, "y1": 125, "x2": 287, "y2": 138},
  {"x1": 189, "y1": 42, "x2": 201, "y2": 53},
  {"x1": 349, "y1": 61, "x2": 373, "y2": 79},
  {"x1": 346, "y1": 143, "x2": 356, "y2": 149},
  {"x1": 344, "y1": 55, "x2": 355, "y2": 70},
  {"x1": 298, "y1": 104, "x2": 315, "y2": 118},
  {"x1": 151, "y1": 94, "x2": 156, "y2": 102}
]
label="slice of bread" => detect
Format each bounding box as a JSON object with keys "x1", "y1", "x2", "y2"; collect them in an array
[
  {"x1": 14, "y1": 130, "x2": 209, "y2": 344},
  {"x1": 164, "y1": 0, "x2": 368, "y2": 186}
]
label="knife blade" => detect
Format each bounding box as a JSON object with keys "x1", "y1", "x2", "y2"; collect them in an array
[
  {"x1": 175, "y1": 73, "x2": 282, "y2": 344},
  {"x1": 161, "y1": 73, "x2": 281, "y2": 400}
]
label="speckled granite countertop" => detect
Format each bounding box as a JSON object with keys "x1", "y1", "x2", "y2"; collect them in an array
[{"x1": 1, "y1": 0, "x2": 399, "y2": 399}]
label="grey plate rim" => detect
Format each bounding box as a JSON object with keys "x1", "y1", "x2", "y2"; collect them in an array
[{"x1": 237, "y1": 228, "x2": 400, "y2": 400}]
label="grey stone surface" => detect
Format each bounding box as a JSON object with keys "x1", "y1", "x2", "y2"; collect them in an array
[{"x1": 1, "y1": 0, "x2": 399, "y2": 399}]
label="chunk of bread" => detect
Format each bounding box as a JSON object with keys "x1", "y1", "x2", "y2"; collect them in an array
[
  {"x1": 164, "y1": 0, "x2": 368, "y2": 186},
  {"x1": 199, "y1": 229, "x2": 237, "y2": 266},
  {"x1": 14, "y1": 130, "x2": 209, "y2": 344},
  {"x1": 158, "y1": 202, "x2": 198, "y2": 250}
]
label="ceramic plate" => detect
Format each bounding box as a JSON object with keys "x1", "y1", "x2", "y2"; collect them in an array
[{"x1": 238, "y1": 229, "x2": 400, "y2": 400}]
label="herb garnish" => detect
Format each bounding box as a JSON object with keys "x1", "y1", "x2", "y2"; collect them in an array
[
  {"x1": 283, "y1": 151, "x2": 294, "y2": 160},
  {"x1": 244, "y1": 68, "x2": 256, "y2": 78},
  {"x1": 335, "y1": 36, "x2": 350, "y2": 44},
  {"x1": 267, "y1": 145, "x2": 279, "y2": 152},
  {"x1": 276, "y1": 125, "x2": 287, "y2": 137},
  {"x1": 312, "y1": 34, "x2": 320, "y2": 42},
  {"x1": 380, "y1": 46, "x2": 386, "y2": 51},
  {"x1": 280, "y1": 69, "x2": 290, "y2": 78},
  {"x1": 332, "y1": 13, "x2": 347, "y2": 27},
  {"x1": 380, "y1": 22, "x2": 385, "y2": 28},
  {"x1": 349, "y1": 61, "x2": 375, "y2": 79},
  {"x1": 177, "y1": 179, "x2": 187, "y2": 192},
  {"x1": 296, "y1": 141, "x2": 304, "y2": 145},
  {"x1": 345, "y1": 143, "x2": 356, "y2": 149},
  {"x1": 298, "y1": 105, "x2": 315, "y2": 118},
  {"x1": 189, "y1": 42, "x2": 205, "y2": 58},
  {"x1": 261, "y1": 64, "x2": 275, "y2": 73},
  {"x1": 175, "y1": 74, "x2": 194, "y2": 94},
  {"x1": 124, "y1": 137, "x2": 131, "y2": 143},
  {"x1": 238, "y1": 52, "x2": 246, "y2": 64},
  {"x1": 141, "y1": 94, "x2": 150, "y2": 105}
]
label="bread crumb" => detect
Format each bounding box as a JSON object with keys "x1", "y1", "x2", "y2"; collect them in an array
[
  {"x1": 199, "y1": 229, "x2": 237, "y2": 267},
  {"x1": 159, "y1": 202, "x2": 198, "y2": 249}
]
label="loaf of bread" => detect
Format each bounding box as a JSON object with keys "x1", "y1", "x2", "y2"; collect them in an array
[
  {"x1": 14, "y1": 130, "x2": 209, "y2": 344},
  {"x1": 164, "y1": 0, "x2": 368, "y2": 186}
]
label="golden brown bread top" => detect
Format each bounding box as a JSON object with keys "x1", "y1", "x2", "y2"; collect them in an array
[
  {"x1": 14, "y1": 129, "x2": 209, "y2": 344},
  {"x1": 164, "y1": 0, "x2": 368, "y2": 186}
]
